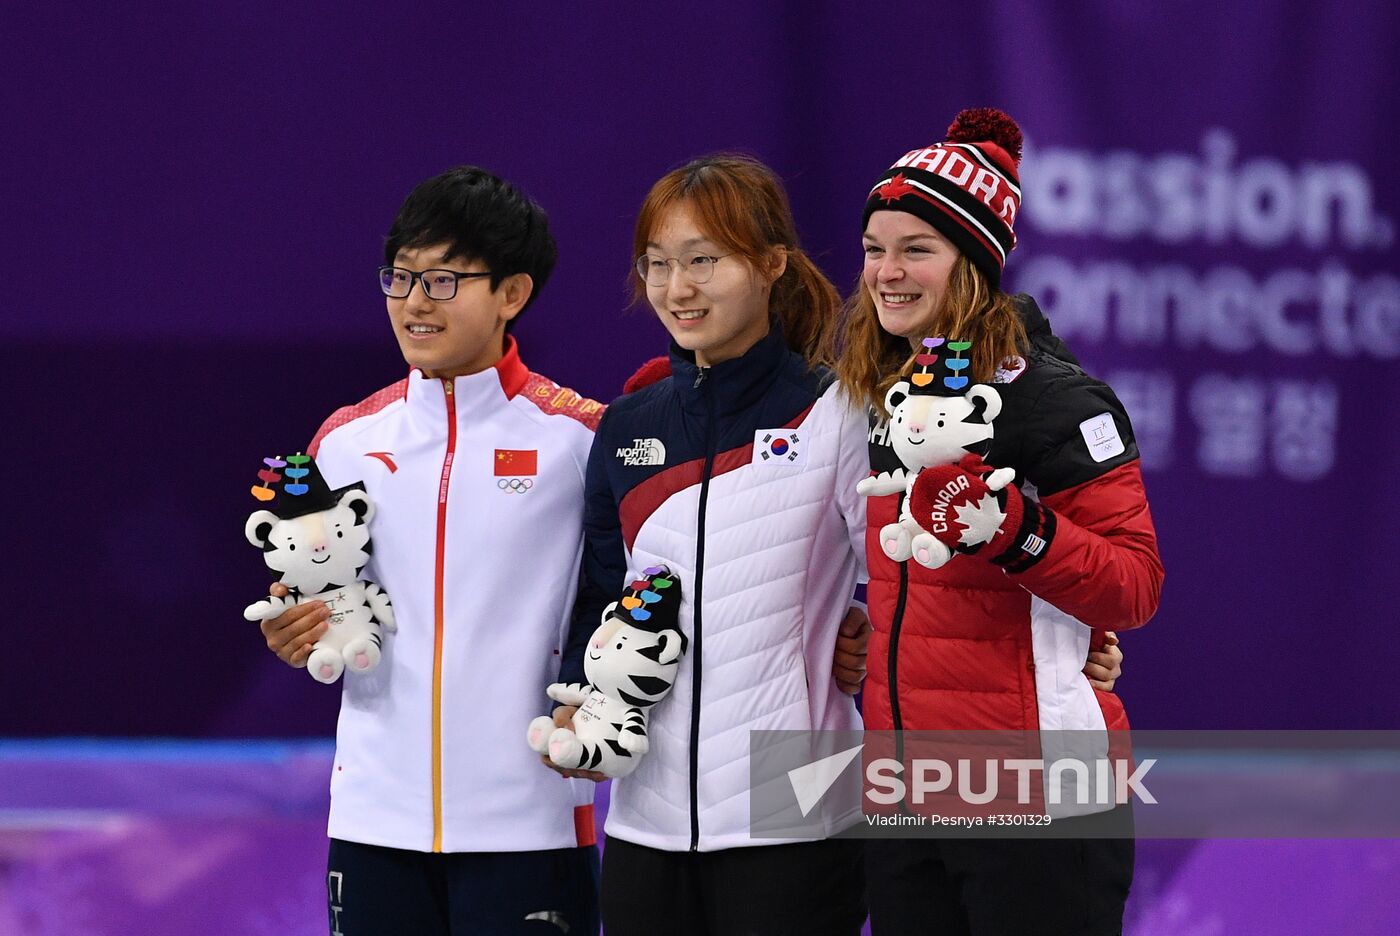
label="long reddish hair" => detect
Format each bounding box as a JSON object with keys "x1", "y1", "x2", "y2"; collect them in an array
[
  {"x1": 836, "y1": 252, "x2": 1027, "y2": 415},
  {"x1": 631, "y1": 154, "x2": 839, "y2": 367}
]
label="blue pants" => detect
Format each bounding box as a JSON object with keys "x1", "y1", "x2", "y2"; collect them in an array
[{"x1": 326, "y1": 838, "x2": 600, "y2": 935}]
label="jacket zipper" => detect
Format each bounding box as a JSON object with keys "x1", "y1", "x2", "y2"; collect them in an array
[
  {"x1": 431, "y1": 378, "x2": 457, "y2": 852},
  {"x1": 888, "y1": 491, "x2": 911, "y2": 765},
  {"x1": 689, "y1": 365, "x2": 715, "y2": 852}
]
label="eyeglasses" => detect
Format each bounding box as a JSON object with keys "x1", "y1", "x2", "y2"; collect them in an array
[
  {"x1": 634, "y1": 252, "x2": 732, "y2": 287},
  {"x1": 378, "y1": 266, "x2": 493, "y2": 301}
]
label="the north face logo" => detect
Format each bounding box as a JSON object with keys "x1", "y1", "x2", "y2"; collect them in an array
[{"x1": 616, "y1": 438, "x2": 666, "y2": 466}]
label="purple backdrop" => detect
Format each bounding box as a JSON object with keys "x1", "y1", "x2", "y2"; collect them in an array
[{"x1": 5, "y1": 2, "x2": 1398, "y2": 738}]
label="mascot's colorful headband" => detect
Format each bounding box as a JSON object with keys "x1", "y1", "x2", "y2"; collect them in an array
[
  {"x1": 910, "y1": 337, "x2": 974, "y2": 396},
  {"x1": 249, "y1": 452, "x2": 357, "y2": 520},
  {"x1": 612, "y1": 566, "x2": 680, "y2": 633}
]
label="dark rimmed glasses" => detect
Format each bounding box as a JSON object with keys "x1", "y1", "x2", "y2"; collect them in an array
[{"x1": 378, "y1": 266, "x2": 493, "y2": 301}]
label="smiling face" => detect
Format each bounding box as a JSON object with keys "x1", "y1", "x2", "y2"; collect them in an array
[
  {"x1": 385, "y1": 244, "x2": 532, "y2": 378},
  {"x1": 862, "y1": 211, "x2": 960, "y2": 346},
  {"x1": 643, "y1": 203, "x2": 781, "y2": 367}
]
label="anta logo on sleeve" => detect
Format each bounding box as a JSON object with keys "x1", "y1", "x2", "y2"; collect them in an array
[
  {"x1": 616, "y1": 438, "x2": 666, "y2": 466},
  {"x1": 363, "y1": 451, "x2": 398, "y2": 472}
]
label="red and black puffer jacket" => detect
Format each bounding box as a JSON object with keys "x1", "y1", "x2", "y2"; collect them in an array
[{"x1": 863, "y1": 296, "x2": 1164, "y2": 736}]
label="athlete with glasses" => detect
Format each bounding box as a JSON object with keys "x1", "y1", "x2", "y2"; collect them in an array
[
  {"x1": 250, "y1": 165, "x2": 875, "y2": 935},
  {"x1": 377, "y1": 266, "x2": 494, "y2": 301},
  {"x1": 559, "y1": 153, "x2": 1126, "y2": 935},
  {"x1": 253, "y1": 166, "x2": 607, "y2": 934}
]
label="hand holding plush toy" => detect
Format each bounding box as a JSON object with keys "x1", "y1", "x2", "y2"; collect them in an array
[
  {"x1": 857, "y1": 338, "x2": 1015, "y2": 569},
  {"x1": 528, "y1": 566, "x2": 685, "y2": 778},
  {"x1": 906, "y1": 448, "x2": 1061, "y2": 571},
  {"x1": 904, "y1": 453, "x2": 1022, "y2": 567},
  {"x1": 243, "y1": 454, "x2": 396, "y2": 684}
]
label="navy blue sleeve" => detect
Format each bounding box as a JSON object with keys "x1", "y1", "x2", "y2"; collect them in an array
[{"x1": 558, "y1": 408, "x2": 628, "y2": 689}]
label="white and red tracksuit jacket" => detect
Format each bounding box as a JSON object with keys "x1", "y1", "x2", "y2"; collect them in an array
[
  {"x1": 864, "y1": 298, "x2": 1164, "y2": 799},
  {"x1": 307, "y1": 337, "x2": 604, "y2": 853}
]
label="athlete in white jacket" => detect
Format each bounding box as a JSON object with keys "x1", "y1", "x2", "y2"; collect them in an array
[
  {"x1": 257, "y1": 167, "x2": 605, "y2": 935},
  {"x1": 568, "y1": 156, "x2": 872, "y2": 936}
]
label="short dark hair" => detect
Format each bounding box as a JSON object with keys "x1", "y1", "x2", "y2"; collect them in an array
[{"x1": 384, "y1": 166, "x2": 557, "y2": 325}]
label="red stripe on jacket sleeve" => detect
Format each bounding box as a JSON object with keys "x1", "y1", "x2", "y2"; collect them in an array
[
  {"x1": 619, "y1": 458, "x2": 705, "y2": 552},
  {"x1": 1015, "y1": 460, "x2": 1164, "y2": 631},
  {"x1": 616, "y1": 403, "x2": 814, "y2": 552}
]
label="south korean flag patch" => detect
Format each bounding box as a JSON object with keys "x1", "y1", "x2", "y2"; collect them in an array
[{"x1": 753, "y1": 429, "x2": 806, "y2": 467}]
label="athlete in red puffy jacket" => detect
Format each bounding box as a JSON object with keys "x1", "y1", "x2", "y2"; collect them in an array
[{"x1": 838, "y1": 108, "x2": 1163, "y2": 936}]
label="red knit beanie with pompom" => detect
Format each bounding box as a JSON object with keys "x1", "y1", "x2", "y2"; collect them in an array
[{"x1": 862, "y1": 107, "x2": 1023, "y2": 287}]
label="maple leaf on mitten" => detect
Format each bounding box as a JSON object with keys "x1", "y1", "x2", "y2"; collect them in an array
[{"x1": 907, "y1": 454, "x2": 1045, "y2": 567}]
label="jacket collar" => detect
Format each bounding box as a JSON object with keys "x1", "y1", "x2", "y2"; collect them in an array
[
  {"x1": 402, "y1": 335, "x2": 530, "y2": 420},
  {"x1": 669, "y1": 320, "x2": 788, "y2": 415},
  {"x1": 1015, "y1": 293, "x2": 1051, "y2": 339},
  {"x1": 1013, "y1": 293, "x2": 1083, "y2": 366}
]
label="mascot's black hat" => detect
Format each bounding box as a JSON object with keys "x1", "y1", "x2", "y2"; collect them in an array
[
  {"x1": 249, "y1": 453, "x2": 362, "y2": 521},
  {"x1": 609, "y1": 566, "x2": 682, "y2": 635},
  {"x1": 908, "y1": 336, "x2": 976, "y2": 397}
]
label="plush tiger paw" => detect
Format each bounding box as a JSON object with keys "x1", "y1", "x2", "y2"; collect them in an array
[
  {"x1": 879, "y1": 521, "x2": 913, "y2": 561},
  {"x1": 618, "y1": 731, "x2": 648, "y2": 755},
  {"x1": 546, "y1": 728, "x2": 584, "y2": 769},
  {"x1": 377, "y1": 605, "x2": 397, "y2": 633},
  {"x1": 243, "y1": 594, "x2": 292, "y2": 623},
  {"x1": 526, "y1": 716, "x2": 556, "y2": 754},
  {"x1": 342, "y1": 637, "x2": 381, "y2": 674},
  {"x1": 307, "y1": 646, "x2": 344, "y2": 684},
  {"x1": 545, "y1": 682, "x2": 590, "y2": 707},
  {"x1": 909, "y1": 532, "x2": 954, "y2": 570}
]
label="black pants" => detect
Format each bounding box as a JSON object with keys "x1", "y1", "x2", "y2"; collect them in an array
[
  {"x1": 865, "y1": 807, "x2": 1134, "y2": 936},
  {"x1": 326, "y1": 838, "x2": 599, "y2": 935},
  {"x1": 601, "y1": 836, "x2": 866, "y2": 936}
]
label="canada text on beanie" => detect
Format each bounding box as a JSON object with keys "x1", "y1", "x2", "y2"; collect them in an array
[{"x1": 862, "y1": 107, "x2": 1023, "y2": 288}]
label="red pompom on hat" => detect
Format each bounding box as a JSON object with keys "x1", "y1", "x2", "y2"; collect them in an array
[
  {"x1": 863, "y1": 107, "x2": 1024, "y2": 288},
  {"x1": 946, "y1": 107, "x2": 1023, "y2": 165}
]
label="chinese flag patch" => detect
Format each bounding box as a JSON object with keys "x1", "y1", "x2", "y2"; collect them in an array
[{"x1": 494, "y1": 449, "x2": 538, "y2": 476}]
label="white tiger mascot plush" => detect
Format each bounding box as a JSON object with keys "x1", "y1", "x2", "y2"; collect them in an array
[
  {"x1": 527, "y1": 566, "x2": 684, "y2": 778},
  {"x1": 858, "y1": 338, "x2": 1015, "y2": 570},
  {"x1": 243, "y1": 454, "x2": 395, "y2": 684}
]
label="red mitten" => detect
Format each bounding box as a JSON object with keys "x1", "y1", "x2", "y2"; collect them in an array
[{"x1": 907, "y1": 454, "x2": 1056, "y2": 571}]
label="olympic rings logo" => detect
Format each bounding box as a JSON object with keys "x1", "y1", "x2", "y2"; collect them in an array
[{"x1": 497, "y1": 478, "x2": 534, "y2": 494}]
